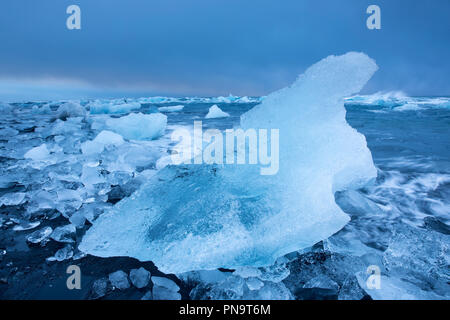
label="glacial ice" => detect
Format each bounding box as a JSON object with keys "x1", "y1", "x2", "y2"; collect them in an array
[
  {"x1": 158, "y1": 105, "x2": 184, "y2": 112},
  {"x1": 26, "y1": 226, "x2": 53, "y2": 244},
  {"x1": 79, "y1": 52, "x2": 378, "y2": 274},
  {"x1": 205, "y1": 105, "x2": 230, "y2": 119},
  {"x1": 0, "y1": 192, "x2": 26, "y2": 207},
  {"x1": 56, "y1": 102, "x2": 86, "y2": 120},
  {"x1": 24, "y1": 144, "x2": 50, "y2": 160},
  {"x1": 89, "y1": 101, "x2": 141, "y2": 114},
  {"x1": 109, "y1": 270, "x2": 130, "y2": 290},
  {"x1": 81, "y1": 130, "x2": 125, "y2": 155},
  {"x1": 152, "y1": 286, "x2": 181, "y2": 300},
  {"x1": 104, "y1": 112, "x2": 167, "y2": 140},
  {"x1": 130, "y1": 267, "x2": 151, "y2": 289}
]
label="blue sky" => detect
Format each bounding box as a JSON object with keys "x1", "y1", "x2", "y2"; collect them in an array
[{"x1": 0, "y1": 0, "x2": 449, "y2": 101}]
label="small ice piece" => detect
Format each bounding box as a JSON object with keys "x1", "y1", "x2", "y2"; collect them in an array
[
  {"x1": 53, "y1": 245, "x2": 74, "y2": 262},
  {"x1": 129, "y1": 267, "x2": 151, "y2": 289},
  {"x1": 81, "y1": 130, "x2": 125, "y2": 155},
  {"x1": 245, "y1": 281, "x2": 293, "y2": 300},
  {"x1": 26, "y1": 226, "x2": 53, "y2": 244},
  {"x1": 303, "y1": 275, "x2": 339, "y2": 291},
  {"x1": 56, "y1": 102, "x2": 86, "y2": 120},
  {"x1": 91, "y1": 278, "x2": 108, "y2": 299},
  {"x1": 246, "y1": 277, "x2": 264, "y2": 291},
  {"x1": 50, "y1": 224, "x2": 76, "y2": 243},
  {"x1": 158, "y1": 105, "x2": 184, "y2": 112},
  {"x1": 108, "y1": 270, "x2": 130, "y2": 290},
  {"x1": 151, "y1": 276, "x2": 180, "y2": 292},
  {"x1": 233, "y1": 266, "x2": 262, "y2": 279},
  {"x1": 24, "y1": 144, "x2": 50, "y2": 160},
  {"x1": 205, "y1": 105, "x2": 230, "y2": 119},
  {"x1": 258, "y1": 264, "x2": 290, "y2": 283},
  {"x1": 152, "y1": 286, "x2": 181, "y2": 300},
  {"x1": 13, "y1": 221, "x2": 40, "y2": 231},
  {"x1": 105, "y1": 112, "x2": 167, "y2": 140},
  {"x1": 0, "y1": 192, "x2": 26, "y2": 207}
]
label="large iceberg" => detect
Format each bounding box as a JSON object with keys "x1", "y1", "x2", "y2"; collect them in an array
[
  {"x1": 80, "y1": 52, "x2": 378, "y2": 274},
  {"x1": 104, "y1": 112, "x2": 167, "y2": 140}
]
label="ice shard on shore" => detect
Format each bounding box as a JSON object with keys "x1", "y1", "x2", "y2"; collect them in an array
[{"x1": 79, "y1": 52, "x2": 378, "y2": 274}]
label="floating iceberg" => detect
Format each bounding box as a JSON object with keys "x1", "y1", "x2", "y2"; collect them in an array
[
  {"x1": 205, "y1": 105, "x2": 230, "y2": 119},
  {"x1": 158, "y1": 105, "x2": 184, "y2": 112},
  {"x1": 56, "y1": 102, "x2": 86, "y2": 120},
  {"x1": 89, "y1": 101, "x2": 141, "y2": 114},
  {"x1": 104, "y1": 112, "x2": 167, "y2": 140},
  {"x1": 80, "y1": 52, "x2": 378, "y2": 274}
]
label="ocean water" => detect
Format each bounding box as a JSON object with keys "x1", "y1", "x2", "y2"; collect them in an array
[{"x1": 0, "y1": 94, "x2": 448, "y2": 300}]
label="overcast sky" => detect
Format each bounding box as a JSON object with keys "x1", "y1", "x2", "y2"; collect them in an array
[{"x1": 0, "y1": 0, "x2": 449, "y2": 101}]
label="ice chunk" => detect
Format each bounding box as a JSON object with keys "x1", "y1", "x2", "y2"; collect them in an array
[
  {"x1": 158, "y1": 105, "x2": 184, "y2": 112},
  {"x1": 81, "y1": 130, "x2": 124, "y2": 155},
  {"x1": 0, "y1": 192, "x2": 26, "y2": 207},
  {"x1": 56, "y1": 102, "x2": 86, "y2": 120},
  {"x1": 104, "y1": 112, "x2": 167, "y2": 140},
  {"x1": 152, "y1": 286, "x2": 181, "y2": 300},
  {"x1": 89, "y1": 101, "x2": 141, "y2": 114},
  {"x1": 108, "y1": 270, "x2": 130, "y2": 290},
  {"x1": 80, "y1": 52, "x2": 378, "y2": 273},
  {"x1": 246, "y1": 277, "x2": 264, "y2": 291},
  {"x1": 233, "y1": 266, "x2": 262, "y2": 279},
  {"x1": 205, "y1": 105, "x2": 230, "y2": 119},
  {"x1": 24, "y1": 144, "x2": 50, "y2": 160},
  {"x1": 151, "y1": 276, "x2": 179, "y2": 292},
  {"x1": 129, "y1": 267, "x2": 151, "y2": 289},
  {"x1": 53, "y1": 245, "x2": 74, "y2": 262},
  {"x1": 51, "y1": 224, "x2": 76, "y2": 243},
  {"x1": 303, "y1": 275, "x2": 339, "y2": 291},
  {"x1": 13, "y1": 220, "x2": 40, "y2": 231},
  {"x1": 91, "y1": 278, "x2": 108, "y2": 299},
  {"x1": 26, "y1": 226, "x2": 53, "y2": 244}
]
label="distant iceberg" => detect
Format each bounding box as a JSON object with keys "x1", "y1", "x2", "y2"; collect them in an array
[
  {"x1": 80, "y1": 52, "x2": 378, "y2": 274},
  {"x1": 205, "y1": 105, "x2": 230, "y2": 119},
  {"x1": 158, "y1": 105, "x2": 184, "y2": 112},
  {"x1": 89, "y1": 101, "x2": 141, "y2": 114}
]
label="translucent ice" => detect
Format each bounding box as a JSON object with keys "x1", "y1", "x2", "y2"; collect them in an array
[
  {"x1": 81, "y1": 130, "x2": 125, "y2": 155},
  {"x1": 51, "y1": 224, "x2": 76, "y2": 243},
  {"x1": 56, "y1": 102, "x2": 86, "y2": 120},
  {"x1": 26, "y1": 226, "x2": 53, "y2": 244},
  {"x1": 24, "y1": 144, "x2": 50, "y2": 160},
  {"x1": 205, "y1": 105, "x2": 230, "y2": 119},
  {"x1": 80, "y1": 52, "x2": 378, "y2": 274},
  {"x1": 0, "y1": 192, "x2": 26, "y2": 207},
  {"x1": 104, "y1": 112, "x2": 167, "y2": 140}
]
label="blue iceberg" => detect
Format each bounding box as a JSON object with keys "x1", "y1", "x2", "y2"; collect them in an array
[{"x1": 79, "y1": 52, "x2": 378, "y2": 274}]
